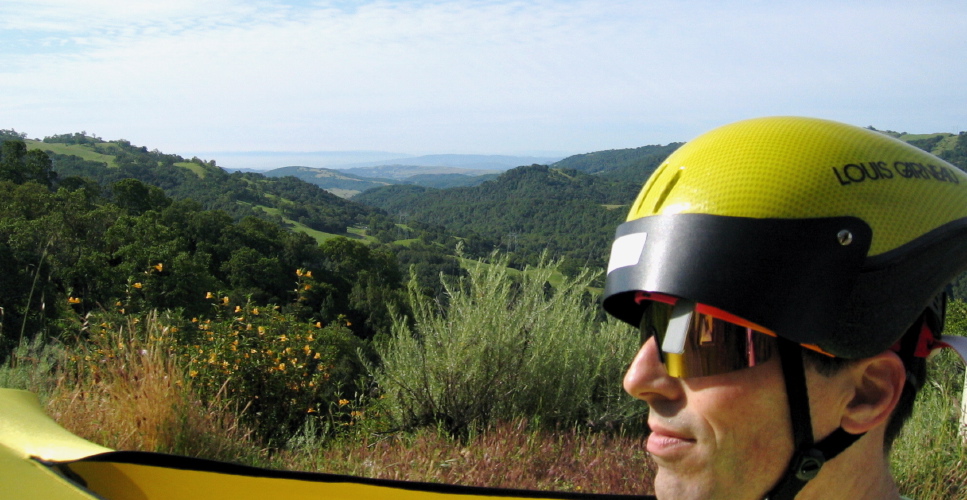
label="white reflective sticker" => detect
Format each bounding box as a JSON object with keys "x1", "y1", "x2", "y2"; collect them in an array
[
  {"x1": 663, "y1": 299, "x2": 695, "y2": 355},
  {"x1": 607, "y1": 232, "x2": 648, "y2": 274}
]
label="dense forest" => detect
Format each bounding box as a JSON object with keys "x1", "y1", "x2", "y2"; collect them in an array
[
  {"x1": 354, "y1": 165, "x2": 647, "y2": 272},
  {"x1": 0, "y1": 129, "x2": 470, "y2": 356}
]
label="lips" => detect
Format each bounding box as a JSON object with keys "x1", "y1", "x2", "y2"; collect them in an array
[{"x1": 647, "y1": 421, "x2": 696, "y2": 459}]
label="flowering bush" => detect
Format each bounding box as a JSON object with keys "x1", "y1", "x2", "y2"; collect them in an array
[{"x1": 179, "y1": 293, "x2": 369, "y2": 444}]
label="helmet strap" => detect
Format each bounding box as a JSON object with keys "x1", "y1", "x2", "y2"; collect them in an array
[{"x1": 764, "y1": 338, "x2": 865, "y2": 500}]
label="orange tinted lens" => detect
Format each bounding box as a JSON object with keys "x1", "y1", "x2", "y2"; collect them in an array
[{"x1": 640, "y1": 302, "x2": 777, "y2": 378}]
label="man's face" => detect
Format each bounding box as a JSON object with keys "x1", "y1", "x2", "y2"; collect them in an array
[{"x1": 624, "y1": 335, "x2": 795, "y2": 500}]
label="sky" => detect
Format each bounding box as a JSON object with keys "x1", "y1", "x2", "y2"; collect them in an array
[{"x1": 2, "y1": 0, "x2": 967, "y2": 159}]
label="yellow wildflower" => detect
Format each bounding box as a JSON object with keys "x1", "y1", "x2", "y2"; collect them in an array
[
  {"x1": 222, "y1": 296, "x2": 230, "y2": 305},
  {"x1": 305, "y1": 270, "x2": 313, "y2": 278},
  {"x1": 132, "y1": 282, "x2": 142, "y2": 289},
  {"x1": 67, "y1": 296, "x2": 81, "y2": 304},
  {"x1": 338, "y1": 399, "x2": 350, "y2": 406},
  {"x1": 205, "y1": 292, "x2": 214, "y2": 299},
  {"x1": 154, "y1": 263, "x2": 163, "y2": 272},
  {"x1": 234, "y1": 305, "x2": 242, "y2": 313}
]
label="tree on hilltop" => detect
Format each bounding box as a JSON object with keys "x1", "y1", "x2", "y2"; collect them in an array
[{"x1": 0, "y1": 139, "x2": 57, "y2": 188}]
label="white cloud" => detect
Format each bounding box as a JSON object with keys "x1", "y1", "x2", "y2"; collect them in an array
[{"x1": 2, "y1": 0, "x2": 966, "y2": 154}]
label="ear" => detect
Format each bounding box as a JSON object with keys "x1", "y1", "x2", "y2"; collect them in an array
[{"x1": 840, "y1": 351, "x2": 906, "y2": 434}]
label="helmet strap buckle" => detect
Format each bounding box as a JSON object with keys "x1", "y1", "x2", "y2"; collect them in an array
[{"x1": 792, "y1": 447, "x2": 825, "y2": 481}]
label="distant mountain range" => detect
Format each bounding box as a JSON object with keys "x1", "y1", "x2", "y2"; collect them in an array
[
  {"x1": 208, "y1": 151, "x2": 563, "y2": 173},
  {"x1": 332, "y1": 154, "x2": 564, "y2": 171},
  {"x1": 258, "y1": 154, "x2": 563, "y2": 197}
]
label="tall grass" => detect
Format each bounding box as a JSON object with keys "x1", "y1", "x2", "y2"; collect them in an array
[
  {"x1": 2, "y1": 311, "x2": 264, "y2": 463},
  {"x1": 373, "y1": 253, "x2": 645, "y2": 436}
]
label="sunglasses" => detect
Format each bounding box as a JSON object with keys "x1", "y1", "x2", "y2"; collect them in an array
[{"x1": 638, "y1": 293, "x2": 779, "y2": 379}]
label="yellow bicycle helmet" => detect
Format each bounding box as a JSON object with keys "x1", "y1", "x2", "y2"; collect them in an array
[{"x1": 603, "y1": 116, "x2": 967, "y2": 359}]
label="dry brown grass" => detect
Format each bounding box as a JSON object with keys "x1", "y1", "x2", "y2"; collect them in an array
[
  {"x1": 277, "y1": 420, "x2": 656, "y2": 495},
  {"x1": 44, "y1": 312, "x2": 264, "y2": 463}
]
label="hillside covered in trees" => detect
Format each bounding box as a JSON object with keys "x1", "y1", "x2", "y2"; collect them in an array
[
  {"x1": 354, "y1": 165, "x2": 647, "y2": 272},
  {"x1": 24, "y1": 132, "x2": 377, "y2": 234},
  {"x1": 0, "y1": 130, "x2": 459, "y2": 354}
]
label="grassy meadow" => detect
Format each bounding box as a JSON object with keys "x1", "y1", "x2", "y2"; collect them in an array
[{"x1": 1, "y1": 256, "x2": 966, "y2": 498}]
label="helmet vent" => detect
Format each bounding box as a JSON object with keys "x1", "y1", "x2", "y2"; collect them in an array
[{"x1": 652, "y1": 167, "x2": 683, "y2": 213}]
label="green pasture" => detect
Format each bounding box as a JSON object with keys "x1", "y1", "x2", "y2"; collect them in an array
[{"x1": 26, "y1": 140, "x2": 119, "y2": 168}]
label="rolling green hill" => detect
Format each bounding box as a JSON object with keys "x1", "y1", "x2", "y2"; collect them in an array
[
  {"x1": 24, "y1": 134, "x2": 379, "y2": 240},
  {"x1": 264, "y1": 164, "x2": 500, "y2": 197},
  {"x1": 550, "y1": 142, "x2": 683, "y2": 182}
]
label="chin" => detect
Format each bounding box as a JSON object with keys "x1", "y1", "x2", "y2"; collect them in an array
[{"x1": 654, "y1": 468, "x2": 713, "y2": 500}]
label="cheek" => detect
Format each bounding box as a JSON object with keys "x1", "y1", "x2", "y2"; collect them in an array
[
  {"x1": 689, "y1": 365, "x2": 794, "y2": 485},
  {"x1": 700, "y1": 383, "x2": 788, "y2": 449},
  {"x1": 689, "y1": 362, "x2": 790, "y2": 435}
]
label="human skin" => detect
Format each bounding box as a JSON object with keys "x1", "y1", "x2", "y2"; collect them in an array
[{"x1": 623, "y1": 335, "x2": 903, "y2": 500}]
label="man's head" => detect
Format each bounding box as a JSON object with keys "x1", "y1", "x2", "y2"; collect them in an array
[
  {"x1": 602, "y1": 117, "x2": 967, "y2": 499},
  {"x1": 621, "y1": 293, "x2": 910, "y2": 499}
]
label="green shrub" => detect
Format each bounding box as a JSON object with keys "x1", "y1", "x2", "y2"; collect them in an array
[{"x1": 374, "y1": 253, "x2": 645, "y2": 436}]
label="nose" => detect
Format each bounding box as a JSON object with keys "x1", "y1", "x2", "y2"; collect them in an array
[{"x1": 623, "y1": 335, "x2": 682, "y2": 402}]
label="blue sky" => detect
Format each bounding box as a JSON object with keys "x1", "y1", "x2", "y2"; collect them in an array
[{"x1": 2, "y1": 0, "x2": 966, "y2": 158}]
